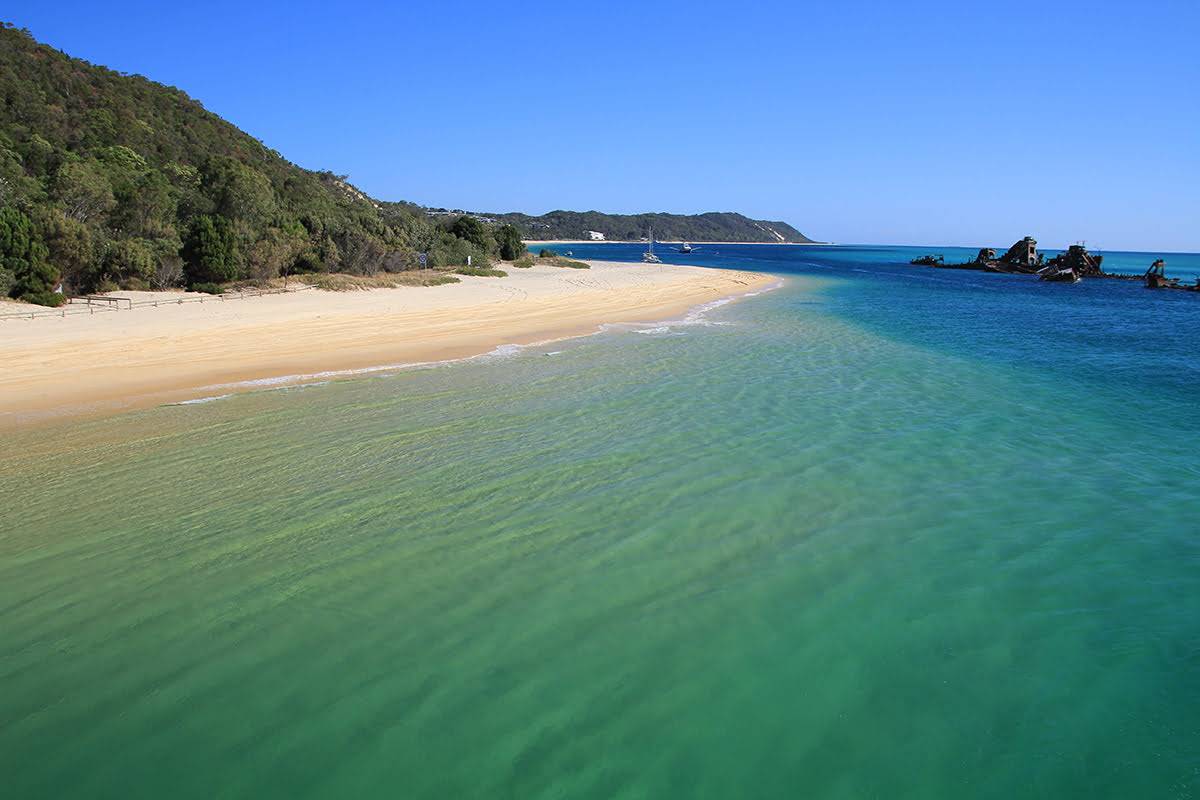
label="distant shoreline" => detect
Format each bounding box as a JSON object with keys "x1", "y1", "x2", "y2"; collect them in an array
[{"x1": 524, "y1": 240, "x2": 838, "y2": 246}]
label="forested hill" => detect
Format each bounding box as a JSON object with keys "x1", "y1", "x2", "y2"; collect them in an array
[
  {"x1": 0, "y1": 22, "x2": 502, "y2": 302},
  {"x1": 0, "y1": 22, "x2": 812, "y2": 305},
  {"x1": 484, "y1": 210, "x2": 813, "y2": 243}
]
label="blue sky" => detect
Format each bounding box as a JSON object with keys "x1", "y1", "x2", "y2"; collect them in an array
[{"x1": 6, "y1": 0, "x2": 1198, "y2": 250}]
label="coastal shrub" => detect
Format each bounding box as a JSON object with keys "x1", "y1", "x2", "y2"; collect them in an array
[
  {"x1": 496, "y1": 225, "x2": 525, "y2": 261},
  {"x1": 103, "y1": 237, "x2": 156, "y2": 288},
  {"x1": 531, "y1": 254, "x2": 589, "y2": 269},
  {"x1": 189, "y1": 282, "x2": 223, "y2": 295},
  {"x1": 539, "y1": 248, "x2": 557, "y2": 258},
  {"x1": 512, "y1": 255, "x2": 534, "y2": 268},
  {"x1": 455, "y1": 267, "x2": 507, "y2": 278},
  {"x1": 15, "y1": 290, "x2": 66, "y2": 307},
  {"x1": 292, "y1": 250, "x2": 325, "y2": 274},
  {"x1": 297, "y1": 272, "x2": 464, "y2": 290}
]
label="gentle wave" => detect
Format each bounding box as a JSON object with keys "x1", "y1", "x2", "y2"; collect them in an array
[{"x1": 162, "y1": 279, "x2": 784, "y2": 407}]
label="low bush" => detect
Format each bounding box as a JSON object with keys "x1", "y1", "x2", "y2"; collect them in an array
[
  {"x1": 298, "y1": 272, "x2": 461, "y2": 291},
  {"x1": 16, "y1": 291, "x2": 67, "y2": 307},
  {"x1": 455, "y1": 267, "x2": 508, "y2": 278},
  {"x1": 512, "y1": 255, "x2": 534, "y2": 268},
  {"x1": 533, "y1": 255, "x2": 589, "y2": 269},
  {"x1": 550, "y1": 256, "x2": 589, "y2": 269}
]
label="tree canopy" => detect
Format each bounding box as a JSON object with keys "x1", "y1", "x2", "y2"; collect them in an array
[
  {"x1": 0, "y1": 206, "x2": 63, "y2": 305},
  {"x1": 0, "y1": 22, "x2": 519, "y2": 297}
]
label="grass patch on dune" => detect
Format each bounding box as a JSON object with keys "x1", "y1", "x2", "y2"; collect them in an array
[
  {"x1": 455, "y1": 267, "x2": 508, "y2": 278},
  {"x1": 528, "y1": 250, "x2": 589, "y2": 269},
  {"x1": 544, "y1": 256, "x2": 590, "y2": 269},
  {"x1": 298, "y1": 272, "x2": 461, "y2": 291}
]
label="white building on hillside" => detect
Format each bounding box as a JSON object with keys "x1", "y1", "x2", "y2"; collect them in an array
[{"x1": 586, "y1": 230, "x2": 605, "y2": 240}]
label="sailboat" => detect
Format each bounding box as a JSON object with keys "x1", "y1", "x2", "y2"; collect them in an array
[{"x1": 642, "y1": 228, "x2": 662, "y2": 263}]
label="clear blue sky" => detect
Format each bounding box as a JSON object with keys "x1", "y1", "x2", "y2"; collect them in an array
[{"x1": 6, "y1": 0, "x2": 1198, "y2": 250}]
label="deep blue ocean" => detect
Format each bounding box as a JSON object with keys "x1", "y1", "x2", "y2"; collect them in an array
[{"x1": 3, "y1": 243, "x2": 1199, "y2": 798}]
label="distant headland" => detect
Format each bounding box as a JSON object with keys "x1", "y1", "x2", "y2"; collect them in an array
[{"x1": 457, "y1": 210, "x2": 814, "y2": 244}]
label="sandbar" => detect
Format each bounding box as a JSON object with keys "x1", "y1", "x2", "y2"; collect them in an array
[{"x1": 0, "y1": 260, "x2": 776, "y2": 428}]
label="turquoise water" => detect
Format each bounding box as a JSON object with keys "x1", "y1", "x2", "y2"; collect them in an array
[{"x1": 3, "y1": 244, "x2": 1199, "y2": 798}]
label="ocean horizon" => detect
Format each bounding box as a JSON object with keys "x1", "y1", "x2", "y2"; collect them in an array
[{"x1": 3, "y1": 243, "x2": 1199, "y2": 798}]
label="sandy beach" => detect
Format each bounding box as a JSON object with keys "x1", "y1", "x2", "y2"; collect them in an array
[{"x1": 0, "y1": 260, "x2": 775, "y2": 427}]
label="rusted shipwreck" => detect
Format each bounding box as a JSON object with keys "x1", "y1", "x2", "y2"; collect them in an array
[
  {"x1": 931, "y1": 237, "x2": 1107, "y2": 281},
  {"x1": 1144, "y1": 259, "x2": 1200, "y2": 292},
  {"x1": 925, "y1": 242, "x2": 1196, "y2": 296}
]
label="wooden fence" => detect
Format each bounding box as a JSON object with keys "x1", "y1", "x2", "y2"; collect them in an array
[{"x1": 0, "y1": 285, "x2": 312, "y2": 321}]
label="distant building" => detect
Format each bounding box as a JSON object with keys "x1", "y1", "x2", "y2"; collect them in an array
[{"x1": 586, "y1": 230, "x2": 605, "y2": 240}]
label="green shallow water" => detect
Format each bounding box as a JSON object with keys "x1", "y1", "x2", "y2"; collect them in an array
[{"x1": 3, "y1": 267, "x2": 1199, "y2": 798}]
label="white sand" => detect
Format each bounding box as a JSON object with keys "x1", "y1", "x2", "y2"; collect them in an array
[{"x1": 0, "y1": 261, "x2": 775, "y2": 427}]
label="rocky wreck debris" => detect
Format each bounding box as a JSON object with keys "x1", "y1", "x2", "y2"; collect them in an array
[
  {"x1": 932, "y1": 238, "x2": 1048, "y2": 274},
  {"x1": 998, "y1": 236, "x2": 1042, "y2": 272},
  {"x1": 931, "y1": 237, "x2": 1116, "y2": 282},
  {"x1": 1039, "y1": 264, "x2": 1080, "y2": 282},
  {"x1": 919, "y1": 238, "x2": 1195, "y2": 297},
  {"x1": 1042, "y1": 244, "x2": 1104, "y2": 277},
  {"x1": 1144, "y1": 259, "x2": 1200, "y2": 292}
]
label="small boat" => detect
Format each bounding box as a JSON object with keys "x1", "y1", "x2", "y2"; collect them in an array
[
  {"x1": 642, "y1": 228, "x2": 662, "y2": 263},
  {"x1": 678, "y1": 242, "x2": 693, "y2": 253},
  {"x1": 910, "y1": 254, "x2": 944, "y2": 266}
]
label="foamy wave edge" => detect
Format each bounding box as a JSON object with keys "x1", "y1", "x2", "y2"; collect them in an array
[{"x1": 165, "y1": 278, "x2": 784, "y2": 407}]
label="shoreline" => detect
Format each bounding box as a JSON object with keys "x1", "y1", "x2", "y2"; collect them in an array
[
  {"x1": 526, "y1": 240, "x2": 837, "y2": 246},
  {"x1": 0, "y1": 261, "x2": 777, "y2": 429}
]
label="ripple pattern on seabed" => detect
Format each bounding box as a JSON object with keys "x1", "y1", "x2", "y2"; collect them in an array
[{"x1": 2, "y1": 244, "x2": 1199, "y2": 799}]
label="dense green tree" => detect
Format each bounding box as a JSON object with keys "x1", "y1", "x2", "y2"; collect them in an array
[
  {"x1": 450, "y1": 215, "x2": 490, "y2": 252},
  {"x1": 53, "y1": 159, "x2": 116, "y2": 224},
  {"x1": 39, "y1": 209, "x2": 94, "y2": 292},
  {"x1": 247, "y1": 224, "x2": 308, "y2": 282},
  {"x1": 0, "y1": 146, "x2": 40, "y2": 207},
  {"x1": 181, "y1": 214, "x2": 238, "y2": 286},
  {"x1": 1, "y1": 206, "x2": 63, "y2": 306},
  {"x1": 495, "y1": 224, "x2": 525, "y2": 260},
  {"x1": 102, "y1": 237, "x2": 157, "y2": 287},
  {"x1": 210, "y1": 157, "x2": 276, "y2": 227}
]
